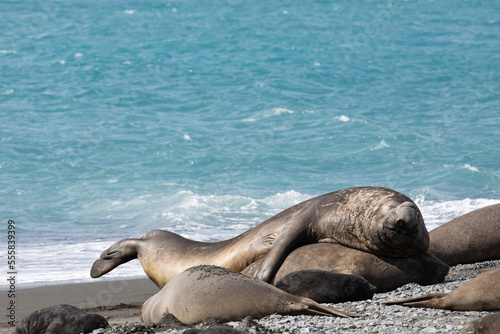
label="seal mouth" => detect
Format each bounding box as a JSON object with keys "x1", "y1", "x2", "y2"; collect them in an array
[
  {"x1": 387, "y1": 219, "x2": 417, "y2": 237},
  {"x1": 383, "y1": 223, "x2": 417, "y2": 246}
]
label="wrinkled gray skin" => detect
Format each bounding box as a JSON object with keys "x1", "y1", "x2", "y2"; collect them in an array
[
  {"x1": 141, "y1": 265, "x2": 360, "y2": 326},
  {"x1": 15, "y1": 304, "x2": 108, "y2": 334},
  {"x1": 92, "y1": 187, "x2": 429, "y2": 285},
  {"x1": 384, "y1": 267, "x2": 500, "y2": 311},
  {"x1": 275, "y1": 270, "x2": 377, "y2": 303},
  {"x1": 429, "y1": 203, "x2": 500, "y2": 266},
  {"x1": 461, "y1": 312, "x2": 500, "y2": 334},
  {"x1": 242, "y1": 243, "x2": 448, "y2": 292}
]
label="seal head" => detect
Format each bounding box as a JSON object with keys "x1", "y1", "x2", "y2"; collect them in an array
[
  {"x1": 373, "y1": 200, "x2": 428, "y2": 257},
  {"x1": 91, "y1": 238, "x2": 138, "y2": 278}
]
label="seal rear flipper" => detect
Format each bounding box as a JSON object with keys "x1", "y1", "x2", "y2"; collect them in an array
[
  {"x1": 292, "y1": 298, "x2": 363, "y2": 318},
  {"x1": 383, "y1": 293, "x2": 446, "y2": 308}
]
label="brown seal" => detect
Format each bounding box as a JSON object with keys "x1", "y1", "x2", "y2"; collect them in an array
[
  {"x1": 461, "y1": 312, "x2": 500, "y2": 334},
  {"x1": 92, "y1": 187, "x2": 429, "y2": 285},
  {"x1": 91, "y1": 229, "x2": 268, "y2": 288},
  {"x1": 275, "y1": 270, "x2": 376, "y2": 303},
  {"x1": 242, "y1": 243, "x2": 448, "y2": 292},
  {"x1": 140, "y1": 265, "x2": 361, "y2": 326},
  {"x1": 383, "y1": 267, "x2": 500, "y2": 311},
  {"x1": 428, "y1": 203, "x2": 500, "y2": 266},
  {"x1": 15, "y1": 304, "x2": 108, "y2": 334}
]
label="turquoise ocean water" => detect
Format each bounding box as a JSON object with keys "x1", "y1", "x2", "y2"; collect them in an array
[{"x1": 1, "y1": 1, "x2": 500, "y2": 288}]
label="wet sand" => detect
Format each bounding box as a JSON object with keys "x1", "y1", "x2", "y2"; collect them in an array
[{"x1": 0, "y1": 278, "x2": 158, "y2": 334}]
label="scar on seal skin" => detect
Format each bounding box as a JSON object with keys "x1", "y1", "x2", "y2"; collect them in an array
[
  {"x1": 92, "y1": 187, "x2": 429, "y2": 286},
  {"x1": 141, "y1": 265, "x2": 361, "y2": 326}
]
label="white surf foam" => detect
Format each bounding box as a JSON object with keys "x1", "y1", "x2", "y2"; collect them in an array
[{"x1": 2, "y1": 191, "x2": 498, "y2": 289}]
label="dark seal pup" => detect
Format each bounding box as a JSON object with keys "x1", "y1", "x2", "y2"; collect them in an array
[
  {"x1": 141, "y1": 265, "x2": 361, "y2": 326},
  {"x1": 275, "y1": 270, "x2": 376, "y2": 303},
  {"x1": 15, "y1": 304, "x2": 108, "y2": 334},
  {"x1": 428, "y1": 203, "x2": 500, "y2": 266},
  {"x1": 384, "y1": 267, "x2": 500, "y2": 311},
  {"x1": 242, "y1": 243, "x2": 448, "y2": 292},
  {"x1": 92, "y1": 187, "x2": 429, "y2": 285}
]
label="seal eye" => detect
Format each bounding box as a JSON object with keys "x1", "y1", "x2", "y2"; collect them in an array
[{"x1": 103, "y1": 251, "x2": 118, "y2": 259}]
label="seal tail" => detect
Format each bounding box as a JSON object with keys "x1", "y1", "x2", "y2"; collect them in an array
[{"x1": 383, "y1": 293, "x2": 446, "y2": 309}]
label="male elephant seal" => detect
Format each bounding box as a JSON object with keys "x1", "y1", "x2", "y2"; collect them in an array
[
  {"x1": 242, "y1": 243, "x2": 448, "y2": 292},
  {"x1": 428, "y1": 203, "x2": 500, "y2": 266},
  {"x1": 461, "y1": 312, "x2": 500, "y2": 334},
  {"x1": 92, "y1": 187, "x2": 429, "y2": 285},
  {"x1": 252, "y1": 187, "x2": 428, "y2": 282},
  {"x1": 15, "y1": 304, "x2": 108, "y2": 334},
  {"x1": 141, "y1": 265, "x2": 361, "y2": 326},
  {"x1": 275, "y1": 270, "x2": 376, "y2": 303},
  {"x1": 384, "y1": 267, "x2": 500, "y2": 311}
]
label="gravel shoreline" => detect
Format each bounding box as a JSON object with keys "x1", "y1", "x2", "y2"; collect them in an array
[{"x1": 101, "y1": 260, "x2": 500, "y2": 334}]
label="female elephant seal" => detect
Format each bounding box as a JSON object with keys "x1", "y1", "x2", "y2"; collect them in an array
[
  {"x1": 384, "y1": 267, "x2": 500, "y2": 311},
  {"x1": 141, "y1": 265, "x2": 360, "y2": 326},
  {"x1": 92, "y1": 187, "x2": 429, "y2": 285},
  {"x1": 428, "y1": 203, "x2": 500, "y2": 266},
  {"x1": 242, "y1": 243, "x2": 449, "y2": 292}
]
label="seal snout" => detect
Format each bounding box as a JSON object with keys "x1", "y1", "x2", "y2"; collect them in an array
[
  {"x1": 90, "y1": 259, "x2": 106, "y2": 278},
  {"x1": 394, "y1": 201, "x2": 422, "y2": 234}
]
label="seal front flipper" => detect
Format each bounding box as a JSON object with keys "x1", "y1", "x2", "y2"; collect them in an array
[
  {"x1": 254, "y1": 234, "x2": 296, "y2": 283},
  {"x1": 254, "y1": 205, "x2": 316, "y2": 283}
]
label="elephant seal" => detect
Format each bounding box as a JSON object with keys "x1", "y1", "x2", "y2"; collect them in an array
[
  {"x1": 275, "y1": 270, "x2": 376, "y2": 303},
  {"x1": 15, "y1": 304, "x2": 108, "y2": 334},
  {"x1": 384, "y1": 267, "x2": 500, "y2": 310},
  {"x1": 141, "y1": 265, "x2": 361, "y2": 326},
  {"x1": 461, "y1": 312, "x2": 500, "y2": 334},
  {"x1": 428, "y1": 203, "x2": 500, "y2": 266},
  {"x1": 92, "y1": 187, "x2": 429, "y2": 285},
  {"x1": 242, "y1": 243, "x2": 448, "y2": 292}
]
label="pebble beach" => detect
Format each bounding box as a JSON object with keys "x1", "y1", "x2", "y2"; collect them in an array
[{"x1": 88, "y1": 260, "x2": 499, "y2": 334}]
